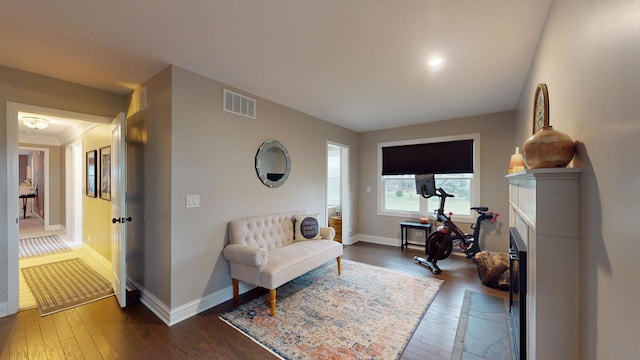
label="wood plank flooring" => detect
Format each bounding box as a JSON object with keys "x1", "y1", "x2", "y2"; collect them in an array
[{"x1": 0, "y1": 242, "x2": 508, "y2": 359}]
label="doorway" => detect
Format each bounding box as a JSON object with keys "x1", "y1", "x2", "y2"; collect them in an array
[
  {"x1": 6, "y1": 102, "x2": 116, "y2": 314},
  {"x1": 17, "y1": 147, "x2": 49, "y2": 228},
  {"x1": 327, "y1": 142, "x2": 350, "y2": 244}
]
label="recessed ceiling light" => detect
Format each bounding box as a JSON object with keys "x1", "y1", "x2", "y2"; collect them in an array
[{"x1": 428, "y1": 58, "x2": 444, "y2": 67}]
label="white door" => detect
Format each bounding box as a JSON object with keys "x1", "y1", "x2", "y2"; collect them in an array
[{"x1": 111, "y1": 112, "x2": 127, "y2": 307}]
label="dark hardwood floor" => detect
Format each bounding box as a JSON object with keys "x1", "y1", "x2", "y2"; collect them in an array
[{"x1": 0, "y1": 242, "x2": 507, "y2": 359}]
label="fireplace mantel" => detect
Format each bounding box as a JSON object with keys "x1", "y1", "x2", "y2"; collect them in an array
[{"x1": 506, "y1": 168, "x2": 581, "y2": 360}]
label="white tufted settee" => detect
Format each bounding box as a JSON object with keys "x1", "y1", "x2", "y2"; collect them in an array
[{"x1": 223, "y1": 211, "x2": 343, "y2": 316}]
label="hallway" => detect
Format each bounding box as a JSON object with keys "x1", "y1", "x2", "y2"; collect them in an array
[{"x1": 18, "y1": 217, "x2": 111, "y2": 311}]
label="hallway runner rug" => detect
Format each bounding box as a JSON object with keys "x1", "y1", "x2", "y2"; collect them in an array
[
  {"x1": 220, "y1": 259, "x2": 444, "y2": 360},
  {"x1": 19, "y1": 235, "x2": 72, "y2": 259},
  {"x1": 21, "y1": 258, "x2": 114, "y2": 316}
]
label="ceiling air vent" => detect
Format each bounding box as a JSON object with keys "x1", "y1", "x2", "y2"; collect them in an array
[{"x1": 223, "y1": 89, "x2": 256, "y2": 119}]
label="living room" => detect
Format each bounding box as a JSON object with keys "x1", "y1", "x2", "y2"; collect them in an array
[{"x1": 1, "y1": 1, "x2": 638, "y2": 359}]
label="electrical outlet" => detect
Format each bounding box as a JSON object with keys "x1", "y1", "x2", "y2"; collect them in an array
[{"x1": 415, "y1": 230, "x2": 424, "y2": 237}]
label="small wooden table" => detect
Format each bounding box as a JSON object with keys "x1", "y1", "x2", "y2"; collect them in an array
[
  {"x1": 19, "y1": 185, "x2": 37, "y2": 219},
  {"x1": 329, "y1": 216, "x2": 342, "y2": 243},
  {"x1": 400, "y1": 221, "x2": 432, "y2": 250}
]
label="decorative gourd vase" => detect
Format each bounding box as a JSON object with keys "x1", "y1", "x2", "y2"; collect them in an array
[
  {"x1": 522, "y1": 126, "x2": 576, "y2": 169},
  {"x1": 508, "y1": 146, "x2": 525, "y2": 173}
]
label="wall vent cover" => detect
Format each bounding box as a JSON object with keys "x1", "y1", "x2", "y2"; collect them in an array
[{"x1": 223, "y1": 89, "x2": 256, "y2": 119}]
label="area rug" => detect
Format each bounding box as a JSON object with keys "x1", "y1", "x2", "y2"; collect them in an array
[
  {"x1": 220, "y1": 259, "x2": 444, "y2": 360},
  {"x1": 19, "y1": 235, "x2": 72, "y2": 259},
  {"x1": 452, "y1": 291, "x2": 512, "y2": 360},
  {"x1": 21, "y1": 258, "x2": 114, "y2": 316}
]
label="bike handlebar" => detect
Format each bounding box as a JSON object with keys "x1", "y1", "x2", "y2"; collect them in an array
[{"x1": 437, "y1": 187, "x2": 455, "y2": 198}]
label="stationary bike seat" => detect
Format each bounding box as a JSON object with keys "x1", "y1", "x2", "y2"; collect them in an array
[{"x1": 470, "y1": 206, "x2": 489, "y2": 212}]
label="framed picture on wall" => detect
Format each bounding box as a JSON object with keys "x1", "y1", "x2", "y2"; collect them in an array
[
  {"x1": 86, "y1": 150, "x2": 97, "y2": 198},
  {"x1": 99, "y1": 146, "x2": 111, "y2": 201}
]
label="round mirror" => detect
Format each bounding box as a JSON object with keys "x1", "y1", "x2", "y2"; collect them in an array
[{"x1": 255, "y1": 140, "x2": 291, "y2": 188}]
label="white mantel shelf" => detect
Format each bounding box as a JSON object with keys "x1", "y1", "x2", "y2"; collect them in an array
[
  {"x1": 506, "y1": 166, "x2": 582, "y2": 177},
  {"x1": 506, "y1": 167, "x2": 581, "y2": 360}
]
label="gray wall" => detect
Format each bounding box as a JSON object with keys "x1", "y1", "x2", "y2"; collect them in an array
[
  {"x1": 0, "y1": 65, "x2": 124, "y2": 305},
  {"x1": 514, "y1": 1, "x2": 640, "y2": 358},
  {"x1": 125, "y1": 66, "x2": 174, "y2": 306},
  {"x1": 358, "y1": 112, "x2": 515, "y2": 252},
  {"x1": 140, "y1": 66, "x2": 360, "y2": 308}
]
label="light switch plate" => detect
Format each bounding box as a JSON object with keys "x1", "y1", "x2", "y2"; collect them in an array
[{"x1": 186, "y1": 195, "x2": 200, "y2": 208}]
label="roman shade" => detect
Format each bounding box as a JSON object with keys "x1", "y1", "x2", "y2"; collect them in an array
[{"x1": 381, "y1": 140, "x2": 474, "y2": 175}]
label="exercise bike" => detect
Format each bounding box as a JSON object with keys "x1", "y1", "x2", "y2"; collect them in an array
[{"x1": 414, "y1": 187, "x2": 499, "y2": 274}]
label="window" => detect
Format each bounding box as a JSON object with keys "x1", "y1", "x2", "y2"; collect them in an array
[
  {"x1": 383, "y1": 174, "x2": 420, "y2": 212},
  {"x1": 377, "y1": 134, "x2": 480, "y2": 222},
  {"x1": 327, "y1": 148, "x2": 341, "y2": 206}
]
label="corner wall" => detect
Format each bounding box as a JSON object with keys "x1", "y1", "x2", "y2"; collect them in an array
[
  {"x1": 514, "y1": 1, "x2": 640, "y2": 358},
  {"x1": 124, "y1": 66, "x2": 173, "y2": 309},
  {"x1": 168, "y1": 66, "x2": 359, "y2": 310}
]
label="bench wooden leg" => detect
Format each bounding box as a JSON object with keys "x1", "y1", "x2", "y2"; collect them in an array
[
  {"x1": 232, "y1": 279, "x2": 239, "y2": 303},
  {"x1": 269, "y1": 289, "x2": 276, "y2": 316},
  {"x1": 337, "y1": 256, "x2": 341, "y2": 275}
]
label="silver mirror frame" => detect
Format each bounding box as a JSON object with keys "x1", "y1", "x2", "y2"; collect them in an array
[{"x1": 255, "y1": 140, "x2": 291, "y2": 188}]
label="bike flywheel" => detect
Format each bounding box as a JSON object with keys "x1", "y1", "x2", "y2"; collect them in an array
[{"x1": 426, "y1": 231, "x2": 453, "y2": 260}]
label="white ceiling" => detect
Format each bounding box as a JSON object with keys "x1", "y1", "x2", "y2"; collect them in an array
[
  {"x1": 17, "y1": 111, "x2": 97, "y2": 146},
  {"x1": 1, "y1": 1, "x2": 552, "y2": 132}
]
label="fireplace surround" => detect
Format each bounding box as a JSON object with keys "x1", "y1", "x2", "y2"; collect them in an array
[{"x1": 506, "y1": 168, "x2": 580, "y2": 360}]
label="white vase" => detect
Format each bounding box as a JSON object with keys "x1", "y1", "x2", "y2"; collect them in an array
[{"x1": 509, "y1": 147, "x2": 525, "y2": 173}]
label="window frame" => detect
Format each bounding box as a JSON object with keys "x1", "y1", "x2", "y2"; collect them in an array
[{"x1": 377, "y1": 133, "x2": 481, "y2": 222}]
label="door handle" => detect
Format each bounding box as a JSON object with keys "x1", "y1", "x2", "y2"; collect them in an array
[{"x1": 112, "y1": 217, "x2": 132, "y2": 224}]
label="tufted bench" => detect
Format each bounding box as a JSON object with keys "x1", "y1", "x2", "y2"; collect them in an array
[{"x1": 223, "y1": 211, "x2": 343, "y2": 316}]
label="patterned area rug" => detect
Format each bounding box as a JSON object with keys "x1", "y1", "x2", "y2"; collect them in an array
[
  {"x1": 21, "y1": 258, "x2": 114, "y2": 316},
  {"x1": 19, "y1": 235, "x2": 72, "y2": 259},
  {"x1": 220, "y1": 259, "x2": 444, "y2": 359}
]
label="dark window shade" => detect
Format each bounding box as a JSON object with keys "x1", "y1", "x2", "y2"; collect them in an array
[{"x1": 382, "y1": 139, "x2": 474, "y2": 175}]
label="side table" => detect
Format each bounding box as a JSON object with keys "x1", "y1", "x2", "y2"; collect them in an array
[
  {"x1": 400, "y1": 221, "x2": 432, "y2": 250},
  {"x1": 329, "y1": 216, "x2": 342, "y2": 243}
]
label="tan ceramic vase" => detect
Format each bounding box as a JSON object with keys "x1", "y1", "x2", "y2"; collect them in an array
[{"x1": 522, "y1": 126, "x2": 576, "y2": 169}]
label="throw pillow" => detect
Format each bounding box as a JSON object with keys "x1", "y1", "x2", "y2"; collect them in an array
[{"x1": 294, "y1": 214, "x2": 323, "y2": 240}]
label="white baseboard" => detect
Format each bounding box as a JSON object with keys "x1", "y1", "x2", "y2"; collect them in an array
[
  {"x1": 168, "y1": 282, "x2": 255, "y2": 326},
  {"x1": 127, "y1": 278, "x2": 255, "y2": 326},
  {"x1": 342, "y1": 235, "x2": 359, "y2": 245},
  {"x1": 348, "y1": 234, "x2": 426, "y2": 253},
  {"x1": 45, "y1": 224, "x2": 63, "y2": 231},
  {"x1": 355, "y1": 234, "x2": 401, "y2": 247},
  {"x1": 128, "y1": 278, "x2": 172, "y2": 326}
]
